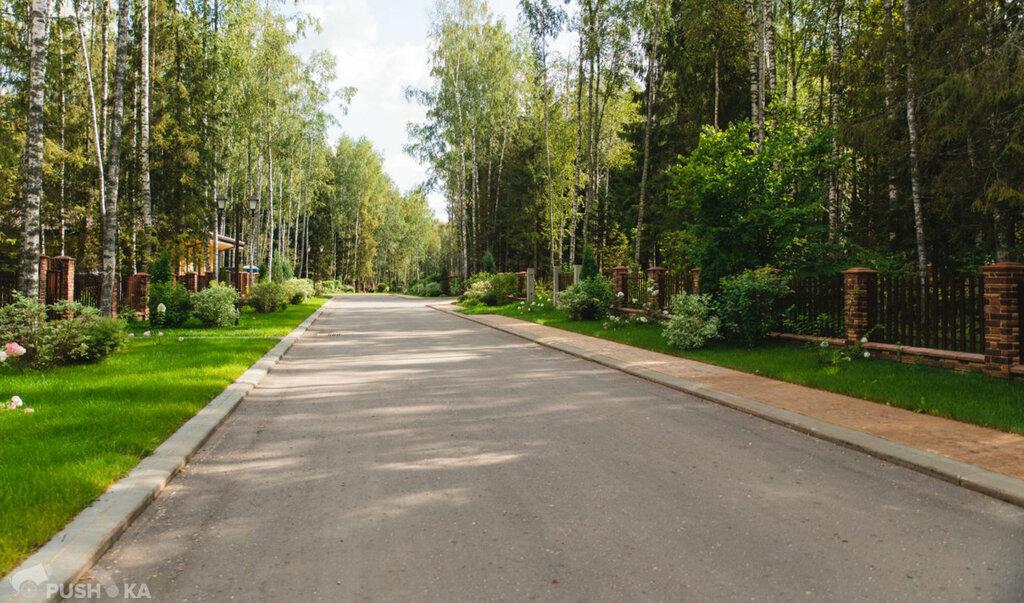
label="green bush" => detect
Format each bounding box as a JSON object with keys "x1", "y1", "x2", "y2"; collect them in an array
[
  {"x1": 558, "y1": 276, "x2": 614, "y2": 321},
  {"x1": 282, "y1": 278, "x2": 314, "y2": 304},
  {"x1": 80, "y1": 317, "x2": 129, "y2": 363},
  {"x1": 0, "y1": 294, "x2": 125, "y2": 370},
  {"x1": 662, "y1": 292, "x2": 720, "y2": 349},
  {"x1": 192, "y1": 284, "x2": 240, "y2": 327},
  {"x1": 150, "y1": 252, "x2": 173, "y2": 284},
  {"x1": 459, "y1": 272, "x2": 517, "y2": 306},
  {"x1": 716, "y1": 268, "x2": 790, "y2": 346},
  {"x1": 460, "y1": 280, "x2": 493, "y2": 306},
  {"x1": 269, "y1": 251, "x2": 294, "y2": 283},
  {"x1": 248, "y1": 281, "x2": 288, "y2": 313},
  {"x1": 148, "y1": 282, "x2": 193, "y2": 328},
  {"x1": 408, "y1": 281, "x2": 443, "y2": 297},
  {"x1": 375, "y1": 283, "x2": 388, "y2": 293},
  {"x1": 490, "y1": 273, "x2": 518, "y2": 303}
]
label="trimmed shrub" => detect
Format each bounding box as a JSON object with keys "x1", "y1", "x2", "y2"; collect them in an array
[
  {"x1": 0, "y1": 295, "x2": 125, "y2": 370},
  {"x1": 192, "y1": 283, "x2": 240, "y2": 327},
  {"x1": 149, "y1": 282, "x2": 193, "y2": 328},
  {"x1": 663, "y1": 292, "x2": 720, "y2": 349},
  {"x1": 269, "y1": 251, "x2": 294, "y2": 283},
  {"x1": 248, "y1": 281, "x2": 288, "y2": 313},
  {"x1": 80, "y1": 317, "x2": 129, "y2": 363},
  {"x1": 716, "y1": 268, "x2": 790, "y2": 346},
  {"x1": 559, "y1": 276, "x2": 614, "y2": 321},
  {"x1": 581, "y1": 246, "x2": 599, "y2": 280},
  {"x1": 282, "y1": 278, "x2": 314, "y2": 304}
]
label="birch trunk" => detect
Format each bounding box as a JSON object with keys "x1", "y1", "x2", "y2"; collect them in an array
[
  {"x1": 634, "y1": 15, "x2": 659, "y2": 276},
  {"x1": 100, "y1": 0, "x2": 130, "y2": 317},
  {"x1": 140, "y1": 0, "x2": 151, "y2": 227},
  {"x1": 903, "y1": 0, "x2": 929, "y2": 279},
  {"x1": 828, "y1": 0, "x2": 843, "y2": 242},
  {"x1": 17, "y1": 0, "x2": 49, "y2": 298}
]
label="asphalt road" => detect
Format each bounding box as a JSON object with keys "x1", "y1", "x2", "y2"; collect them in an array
[{"x1": 83, "y1": 295, "x2": 1024, "y2": 601}]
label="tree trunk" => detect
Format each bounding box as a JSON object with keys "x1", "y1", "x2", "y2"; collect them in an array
[
  {"x1": 828, "y1": 0, "x2": 843, "y2": 242},
  {"x1": 713, "y1": 47, "x2": 720, "y2": 129},
  {"x1": 634, "y1": 14, "x2": 659, "y2": 276},
  {"x1": 100, "y1": 0, "x2": 130, "y2": 317},
  {"x1": 746, "y1": 0, "x2": 762, "y2": 142},
  {"x1": 140, "y1": 0, "x2": 151, "y2": 228},
  {"x1": 570, "y1": 10, "x2": 586, "y2": 265},
  {"x1": 764, "y1": 0, "x2": 777, "y2": 122},
  {"x1": 903, "y1": 0, "x2": 928, "y2": 279},
  {"x1": 17, "y1": 0, "x2": 49, "y2": 298}
]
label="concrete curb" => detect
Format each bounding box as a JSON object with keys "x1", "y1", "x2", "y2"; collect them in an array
[
  {"x1": 0, "y1": 300, "x2": 330, "y2": 603},
  {"x1": 435, "y1": 305, "x2": 1024, "y2": 509}
]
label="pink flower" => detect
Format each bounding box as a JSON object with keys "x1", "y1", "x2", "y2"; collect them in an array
[
  {"x1": 4, "y1": 343, "x2": 26, "y2": 357},
  {"x1": 10, "y1": 396, "x2": 23, "y2": 408},
  {"x1": 177, "y1": 336, "x2": 184, "y2": 342},
  {"x1": 128, "y1": 333, "x2": 135, "y2": 338},
  {"x1": 23, "y1": 408, "x2": 34, "y2": 414},
  {"x1": 143, "y1": 331, "x2": 151, "y2": 337},
  {"x1": 157, "y1": 332, "x2": 164, "y2": 338}
]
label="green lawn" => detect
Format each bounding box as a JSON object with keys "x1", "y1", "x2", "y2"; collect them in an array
[
  {"x1": 460, "y1": 302, "x2": 1024, "y2": 436},
  {"x1": 0, "y1": 296, "x2": 326, "y2": 576}
]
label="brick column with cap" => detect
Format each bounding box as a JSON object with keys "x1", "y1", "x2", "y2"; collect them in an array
[
  {"x1": 981, "y1": 262, "x2": 1024, "y2": 377},
  {"x1": 690, "y1": 267, "x2": 701, "y2": 295},
  {"x1": 842, "y1": 267, "x2": 878, "y2": 344},
  {"x1": 126, "y1": 273, "x2": 151, "y2": 316},
  {"x1": 50, "y1": 256, "x2": 75, "y2": 302},
  {"x1": 611, "y1": 266, "x2": 628, "y2": 300},
  {"x1": 647, "y1": 266, "x2": 668, "y2": 309}
]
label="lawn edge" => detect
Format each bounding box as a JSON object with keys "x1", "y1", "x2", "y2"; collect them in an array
[
  {"x1": 434, "y1": 304, "x2": 1024, "y2": 510},
  {"x1": 0, "y1": 298, "x2": 332, "y2": 603}
]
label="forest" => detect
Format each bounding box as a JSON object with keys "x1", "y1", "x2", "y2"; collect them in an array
[
  {"x1": 410, "y1": 0, "x2": 1023, "y2": 289},
  {"x1": 1, "y1": 0, "x2": 441, "y2": 309}
]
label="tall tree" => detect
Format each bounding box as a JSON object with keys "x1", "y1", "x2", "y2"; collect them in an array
[{"x1": 16, "y1": 0, "x2": 50, "y2": 297}]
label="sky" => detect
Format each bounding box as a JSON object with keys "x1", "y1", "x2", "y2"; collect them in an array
[
  {"x1": 291, "y1": 0, "x2": 520, "y2": 221},
  {"x1": 292, "y1": 0, "x2": 574, "y2": 222}
]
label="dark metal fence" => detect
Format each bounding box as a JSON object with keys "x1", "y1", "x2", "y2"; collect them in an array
[
  {"x1": 74, "y1": 273, "x2": 103, "y2": 308},
  {"x1": 663, "y1": 273, "x2": 690, "y2": 303},
  {"x1": 872, "y1": 273, "x2": 985, "y2": 353},
  {"x1": 624, "y1": 275, "x2": 650, "y2": 309},
  {"x1": 1019, "y1": 279, "x2": 1024, "y2": 363},
  {"x1": 0, "y1": 272, "x2": 15, "y2": 306},
  {"x1": 781, "y1": 275, "x2": 845, "y2": 338},
  {"x1": 555, "y1": 271, "x2": 574, "y2": 293}
]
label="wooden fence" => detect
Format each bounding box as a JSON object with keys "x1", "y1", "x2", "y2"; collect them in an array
[
  {"x1": 0, "y1": 272, "x2": 15, "y2": 306},
  {"x1": 74, "y1": 273, "x2": 104, "y2": 308},
  {"x1": 871, "y1": 273, "x2": 985, "y2": 354},
  {"x1": 782, "y1": 275, "x2": 845, "y2": 339}
]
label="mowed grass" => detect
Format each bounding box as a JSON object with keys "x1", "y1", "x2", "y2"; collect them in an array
[
  {"x1": 460, "y1": 303, "x2": 1024, "y2": 435},
  {"x1": 0, "y1": 296, "x2": 326, "y2": 575}
]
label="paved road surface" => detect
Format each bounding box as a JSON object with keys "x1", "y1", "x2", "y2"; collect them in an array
[{"x1": 84, "y1": 296, "x2": 1024, "y2": 601}]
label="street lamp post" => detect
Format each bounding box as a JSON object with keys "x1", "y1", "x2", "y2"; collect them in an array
[{"x1": 215, "y1": 194, "x2": 226, "y2": 283}]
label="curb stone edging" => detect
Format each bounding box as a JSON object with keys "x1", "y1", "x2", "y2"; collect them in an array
[
  {"x1": 0, "y1": 300, "x2": 331, "y2": 603},
  {"x1": 434, "y1": 305, "x2": 1024, "y2": 510}
]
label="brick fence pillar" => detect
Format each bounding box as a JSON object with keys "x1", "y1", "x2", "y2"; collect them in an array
[
  {"x1": 50, "y1": 256, "x2": 75, "y2": 301},
  {"x1": 981, "y1": 262, "x2": 1024, "y2": 377},
  {"x1": 690, "y1": 267, "x2": 701, "y2": 295},
  {"x1": 647, "y1": 266, "x2": 668, "y2": 309},
  {"x1": 515, "y1": 271, "x2": 527, "y2": 297},
  {"x1": 611, "y1": 266, "x2": 628, "y2": 301},
  {"x1": 842, "y1": 267, "x2": 878, "y2": 344},
  {"x1": 127, "y1": 273, "x2": 151, "y2": 317},
  {"x1": 37, "y1": 254, "x2": 49, "y2": 305}
]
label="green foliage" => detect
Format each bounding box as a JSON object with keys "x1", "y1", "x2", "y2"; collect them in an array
[
  {"x1": 0, "y1": 295, "x2": 124, "y2": 370},
  {"x1": 662, "y1": 292, "x2": 720, "y2": 349},
  {"x1": 558, "y1": 276, "x2": 614, "y2": 321},
  {"x1": 248, "y1": 281, "x2": 288, "y2": 313},
  {"x1": 440, "y1": 270, "x2": 451, "y2": 296},
  {"x1": 320, "y1": 280, "x2": 355, "y2": 293},
  {"x1": 270, "y1": 251, "x2": 294, "y2": 283},
  {"x1": 409, "y1": 281, "x2": 443, "y2": 297},
  {"x1": 581, "y1": 247, "x2": 599, "y2": 280},
  {"x1": 282, "y1": 278, "x2": 314, "y2": 304},
  {"x1": 459, "y1": 272, "x2": 518, "y2": 306},
  {"x1": 80, "y1": 318, "x2": 129, "y2": 363},
  {"x1": 148, "y1": 283, "x2": 193, "y2": 328},
  {"x1": 716, "y1": 269, "x2": 790, "y2": 347},
  {"x1": 668, "y1": 110, "x2": 834, "y2": 294},
  {"x1": 150, "y1": 252, "x2": 173, "y2": 285},
  {"x1": 192, "y1": 284, "x2": 240, "y2": 327},
  {"x1": 481, "y1": 251, "x2": 497, "y2": 274}
]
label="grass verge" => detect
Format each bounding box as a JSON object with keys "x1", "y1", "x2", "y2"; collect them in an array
[
  {"x1": 0, "y1": 296, "x2": 327, "y2": 576},
  {"x1": 459, "y1": 302, "x2": 1024, "y2": 436}
]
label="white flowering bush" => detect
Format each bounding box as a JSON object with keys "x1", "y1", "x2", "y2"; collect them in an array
[
  {"x1": 192, "y1": 283, "x2": 240, "y2": 326},
  {"x1": 662, "y1": 292, "x2": 720, "y2": 349},
  {"x1": 559, "y1": 276, "x2": 615, "y2": 321}
]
